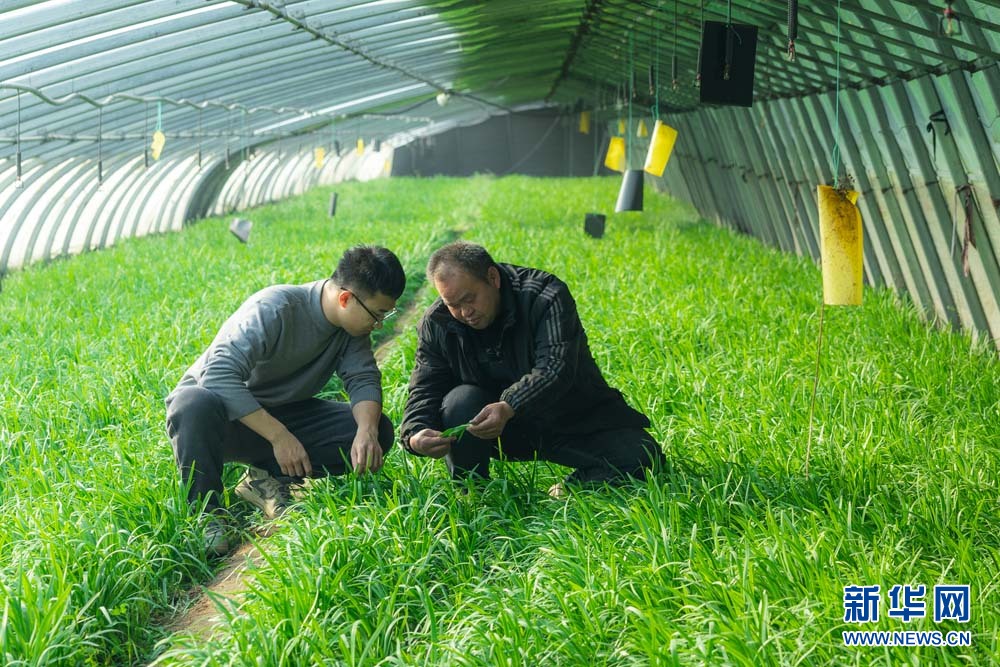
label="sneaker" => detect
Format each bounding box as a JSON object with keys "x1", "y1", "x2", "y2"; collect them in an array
[
  {"x1": 204, "y1": 518, "x2": 231, "y2": 557},
  {"x1": 234, "y1": 466, "x2": 295, "y2": 520},
  {"x1": 547, "y1": 482, "x2": 568, "y2": 499}
]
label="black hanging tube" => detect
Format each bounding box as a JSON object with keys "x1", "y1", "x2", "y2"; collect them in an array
[
  {"x1": 787, "y1": 0, "x2": 798, "y2": 60},
  {"x1": 225, "y1": 111, "x2": 232, "y2": 170},
  {"x1": 724, "y1": 30, "x2": 735, "y2": 80},
  {"x1": 98, "y1": 107, "x2": 103, "y2": 184},
  {"x1": 672, "y1": 0, "x2": 679, "y2": 89},
  {"x1": 197, "y1": 108, "x2": 203, "y2": 170},
  {"x1": 143, "y1": 103, "x2": 149, "y2": 169}
]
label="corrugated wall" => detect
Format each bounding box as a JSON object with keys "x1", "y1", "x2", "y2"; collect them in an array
[
  {"x1": 391, "y1": 109, "x2": 603, "y2": 178},
  {"x1": 655, "y1": 64, "x2": 1000, "y2": 349}
]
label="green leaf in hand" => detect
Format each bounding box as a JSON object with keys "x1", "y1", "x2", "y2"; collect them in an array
[{"x1": 440, "y1": 423, "x2": 470, "y2": 441}]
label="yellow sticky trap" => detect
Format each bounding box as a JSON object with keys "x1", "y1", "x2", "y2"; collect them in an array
[
  {"x1": 637, "y1": 119, "x2": 649, "y2": 137},
  {"x1": 579, "y1": 111, "x2": 591, "y2": 135},
  {"x1": 604, "y1": 136, "x2": 625, "y2": 173},
  {"x1": 818, "y1": 185, "x2": 863, "y2": 305},
  {"x1": 643, "y1": 120, "x2": 678, "y2": 177},
  {"x1": 150, "y1": 130, "x2": 166, "y2": 160},
  {"x1": 314, "y1": 147, "x2": 325, "y2": 169},
  {"x1": 356, "y1": 139, "x2": 365, "y2": 155},
  {"x1": 617, "y1": 119, "x2": 626, "y2": 135}
]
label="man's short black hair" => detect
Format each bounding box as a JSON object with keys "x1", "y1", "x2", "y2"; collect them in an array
[
  {"x1": 426, "y1": 241, "x2": 497, "y2": 283},
  {"x1": 331, "y1": 245, "x2": 405, "y2": 299}
]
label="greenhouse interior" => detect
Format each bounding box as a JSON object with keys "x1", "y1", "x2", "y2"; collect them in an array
[{"x1": 1, "y1": 1, "x2": 998, "y2": 665}]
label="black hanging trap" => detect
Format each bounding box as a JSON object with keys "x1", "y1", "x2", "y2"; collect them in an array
[
  {"x1": 698, "y1": 20, "x2": 759, "y2": 107},
  {"x1": 229, "y1": 218, "x2": 252, "y2": 244},
  {"x1": 584, "y1": 213, "x2": 606, "y2": 238}
]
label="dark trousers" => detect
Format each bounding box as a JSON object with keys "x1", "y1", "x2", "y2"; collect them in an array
[
  {"x1": 166, "y1": 385, "x2": 394, "y2": 510},
  {"x1": 441, "y1": 384, "x2": 663, "y2": 485}
]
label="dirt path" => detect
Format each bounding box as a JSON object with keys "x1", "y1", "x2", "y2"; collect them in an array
[{"x1": 159, "y1": 284, "x2": 432, "y2": 642}]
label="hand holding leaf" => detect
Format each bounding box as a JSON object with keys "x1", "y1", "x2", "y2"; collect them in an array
[{"x1": 440, "y1": 423, "x2": 470, "y2": 441}]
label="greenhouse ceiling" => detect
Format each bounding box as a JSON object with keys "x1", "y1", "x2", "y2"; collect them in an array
[{"x1": 2, "y1": 0, "x2": 997, "y2": 163}]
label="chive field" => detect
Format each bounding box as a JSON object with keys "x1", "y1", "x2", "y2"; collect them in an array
[{"x1": 1, "y1": 176, "x2": 997, "y2": 666}]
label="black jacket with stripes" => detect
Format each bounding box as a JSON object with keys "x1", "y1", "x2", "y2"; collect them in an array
[{"x1": 400, "y1": 263, "x2": 650, "y2": 448}]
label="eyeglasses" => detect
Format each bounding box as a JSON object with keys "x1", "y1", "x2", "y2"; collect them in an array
[{"x1": 341, "y1": 287, "x2": 397, "y2": 325}]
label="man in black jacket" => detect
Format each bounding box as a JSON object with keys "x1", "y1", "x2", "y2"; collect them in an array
[{"x1": 400, "y1": 241, "x2": 663, "y2": 492}]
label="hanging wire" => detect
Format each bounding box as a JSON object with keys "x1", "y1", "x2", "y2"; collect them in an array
[
  {"x1": 648, "y1": 14, "x2": 656, "y2": 98},
  {"x1": 143, "y1": 102, "x2": 150, "y2": 169},
  {"x1": 652, "y1": 10, "x2": 660, "y2": 119},
  {"x1": 832, "y1": 0, "x2": 843, "y2": 189},
  {"x1": 787, "y1": 0, "x2": 799, "y2": 61},
  {"x1": 671, "y1": 0, "x2": 679, "y2": 91},
  {"x1": 695, "y1": 0, "x2": 704, "y2": 88},
  {"x1": 627, "y1": 32, "x2": 634, "y2": 167},
  {"x1": 804, "y1": 303, "x2": 825, "y2": 478},
  {"x1": 723, "y1": 0, "x2": 742, "y2": 81}
]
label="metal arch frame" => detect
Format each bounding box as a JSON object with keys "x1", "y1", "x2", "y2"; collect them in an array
[
  {"x1": 240, "y1": 154, "x2": 276, "y2": 209},
  {"x1": 183, "y1": 156, "x2": 232, "y2": 222},
  {"x1": 0, "y1": 161, "x2": 66, "y2": 273},
  {"x1": 84, "y1": 155, "x2": 149, "y2": 253},
  {"x1": 120, "y1": 157, "x2": 189, "y2": 241},
  {"x1": 157, "y1": 154, "x2": 213, "y2": 235},
  {"x1": 254, "y1": 149, "x2": 300, "y2": 204},
  {"x1": 57, "y1": 154, "x2": 132, "y2": 259},
  {"x1": 17, "y1": 159, "x2": 93, "y2": 268},
  {"x1": 275, "y1": 148, "x2": 322, "y2": 201},
  {"x1": 2, "y1": 42, "x2": 456, "y2": 166},
  {"x1": 1, "y1": 159, "x2": 77, "y2": 267},
  {"x1": 43, "y1": 161, "x2": 107, "y2": 264},
  {"x1": 107, "y1": 161, "x2": 167, "y2": 246},
  {"x1": 0, "y1": 0, "x2": 476, "y2": 152}
]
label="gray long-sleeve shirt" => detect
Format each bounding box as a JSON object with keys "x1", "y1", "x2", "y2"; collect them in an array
[{"x1": 167, "y1": 280, "x2": 381, "y2": 420}]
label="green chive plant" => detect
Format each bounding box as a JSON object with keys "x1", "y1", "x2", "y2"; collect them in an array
[{"x1": 2, "y1": 176, "x2": 997, "y2": 666}]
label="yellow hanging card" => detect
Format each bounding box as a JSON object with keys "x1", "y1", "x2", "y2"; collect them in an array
[
  {"x1": 617, "y1": 119, "x2": 626, "y2": 135},
  {"x1": 643, "y1": 120, "x2": 678, "y2": 177},
  {"x1": 150, "y1": 130, "x2": 166, "y2": 160},
  {"x1": 579, "y1": 111, "x2": 591, "y2": 135},
  {"x1": 314, "y1": 147, "x2": 325, "y2": 169},
  {"x1": 818, "y1": 185, "x2": 863, "y2": 305},
  {"x1": 637, "y1": 119, "x2": 648, "y2": 137},
  {"x1": 356, "y1": 139, "x2": 365, "y2": 155},
  {"x1": 604, "y1": 136, "x2": 625, "y2": 173}
]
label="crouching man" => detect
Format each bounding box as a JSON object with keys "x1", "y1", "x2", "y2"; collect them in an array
[
  {"x1": 166, "y1": 245, "x2": 404, "y2": 554},
  {"x1": 400, "y1": 241, "x2": 663, "y2": 494}
]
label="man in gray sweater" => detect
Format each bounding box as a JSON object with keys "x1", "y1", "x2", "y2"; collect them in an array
[{"x1": 166, "y1": 245, "x2": 405, "y2": 554}]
